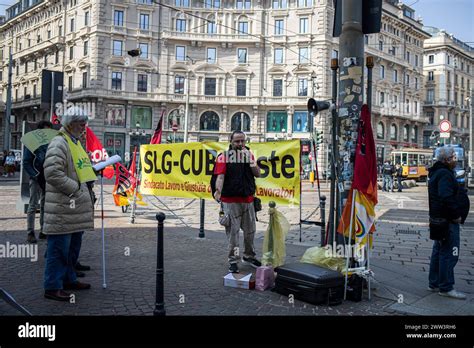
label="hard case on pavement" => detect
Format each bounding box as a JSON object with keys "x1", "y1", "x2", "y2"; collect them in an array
[{"x1": 274, "y1": 262, "x2": 344, "y2": 306}]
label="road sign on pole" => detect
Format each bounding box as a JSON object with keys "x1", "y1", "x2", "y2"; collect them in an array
[{"x1": 439, "y1": 120, "x2": 452, "y2": 133}]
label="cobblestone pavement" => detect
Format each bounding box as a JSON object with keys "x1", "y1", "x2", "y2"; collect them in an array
[{"x1": 0, "y1": 181, "x2": 473, "y2": 316}]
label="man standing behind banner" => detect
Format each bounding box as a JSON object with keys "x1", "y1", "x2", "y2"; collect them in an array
[
  {"x1": 213, "y1": 131, "x2": 262, "y2": 273},
  {"x1": 42, "y1": 107, "x2": 96, "y2": 301}
]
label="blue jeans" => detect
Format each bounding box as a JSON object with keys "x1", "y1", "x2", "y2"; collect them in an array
[
  {"x1": 428, "y1": 223, "x2": 460, "y2": 292},
  {"x1": 44, "y1": 232, "x2": 83, "y2": 290},
  {"x1": 383, "y1": 175, "x2": 393, "y2": 191}
]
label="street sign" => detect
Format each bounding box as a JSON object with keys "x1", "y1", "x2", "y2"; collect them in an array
[
  {"x1": 439, "y1": 132, "x2": 450, "y2": 138},
  {"x1": 439, "y1": 120, "x2": 452, "y2": 132}
]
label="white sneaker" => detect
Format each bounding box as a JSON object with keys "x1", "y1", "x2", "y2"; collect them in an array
[
  {"x1": 427, "y1": 287, "x2": 438, "y2": 292},
  {"x1": 438, "y1": 290, "x2": 467, "y2": 300}
]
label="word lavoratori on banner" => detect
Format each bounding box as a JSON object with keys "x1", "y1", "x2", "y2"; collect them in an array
[{"x1": 140, "y1": 140, "x2": 300, "y2": 205}]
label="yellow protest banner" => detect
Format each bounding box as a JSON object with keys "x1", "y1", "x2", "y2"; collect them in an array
[{"x1": 140, "y1": 140, "x2": 300, "y2": 206}]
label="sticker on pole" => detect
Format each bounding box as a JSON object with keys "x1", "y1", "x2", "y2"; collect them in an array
[{"x1": 439, "y1": 120, "x2": 451, "y2": 133}]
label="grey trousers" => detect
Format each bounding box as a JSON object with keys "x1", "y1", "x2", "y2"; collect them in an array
[
  {"x1": 222, "y1": 202, "x2": 256, "y2": 264},
  {"x1": 27, "y1": 178, "x2": 45, "y2": 234}
]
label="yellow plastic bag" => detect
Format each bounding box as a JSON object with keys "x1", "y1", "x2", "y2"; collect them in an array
[
  {"x1": 300, "y1": 246, "x2": 348, "y2": 274},
  {"x1": 261, "y1": 206, "x2": 290, "y2": 267}
]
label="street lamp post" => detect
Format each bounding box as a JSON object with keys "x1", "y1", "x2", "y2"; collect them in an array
[{"x1": 129, "y1": 122, "x2": 146, "y2": 224}]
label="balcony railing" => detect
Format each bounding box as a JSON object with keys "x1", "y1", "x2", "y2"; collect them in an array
[{"x1": 162, "y1": 31, "x2": 259, "y2": 42}]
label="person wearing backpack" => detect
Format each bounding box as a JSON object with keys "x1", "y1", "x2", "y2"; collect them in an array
[
  {"x1": 23, "y1": 120, "x2": 53, "y2": 243},
  {"x1": 212, "y1": 130, "x2": 262, "y2": 274}
]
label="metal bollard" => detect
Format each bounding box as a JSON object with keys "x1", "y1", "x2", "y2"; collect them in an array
[
  {"x1": 154, "y1": 212, "x2": 166, "y2": 316},
  {"x1": 199, "y1": 198, "x2": 205, "y2": 238},
  {"x1": 320, "y1": 195, "x2": 326, "y2": 246}
]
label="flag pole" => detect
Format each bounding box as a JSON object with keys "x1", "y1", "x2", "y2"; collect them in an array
[
  {"x1": 366, "y1": 229, "x2": 371, "y2": 300},
  {"x1": 344, "y1": 189, "x2": 356, "y2": 300},
  {"x1": 100, "y1": 170, "x2": 107, "y2": 289}
]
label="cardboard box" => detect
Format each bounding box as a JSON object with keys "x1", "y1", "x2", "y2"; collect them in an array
[{"x1": 223, "y1": 272, "x2": 255, "y2": 290}]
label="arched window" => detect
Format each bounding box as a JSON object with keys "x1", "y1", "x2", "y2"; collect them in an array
[
  {"x1": 167, "y1": 109, "x2": 182, "y2": 130},
  {"x1": 200, "y1": 111, "x2": 220, "y2": 131},
  {"x1": 376, "y1": 122, "x2": 385, "y2": 139},
  {"x1": 411, "y1": 125, "x2": 418, "y2": 143},
  {"x1": 230, "y1": 112, "x2": 250, "y2": 131},
  {"x1": 390, "y1": 124, "x2": 397, "y2": 140},
  {"x1": 403, "y1": 125, "x2": 409, "y2": 142}
]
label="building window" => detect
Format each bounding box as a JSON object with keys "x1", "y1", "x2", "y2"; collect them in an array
[
  {"x1": 428, "y1": 71, "x2": 434, "y2": 81},
  {"x1": 364, "y1": 35, "x2": 369, "y2": 44},
  {"x1": 140, "y1": 14, "x2": 150, "y2": 30},
  {"x1": 231, "y1": 112, "x2": 250, "y2": 131},
  {"x1": 415, "y1": 77, "x2": 418, "y2": 89},
  {"x1": 69, "y1": 46, "x2": 74, "y2": 60},
  {"x1": 139, "y1": 43, "x2": 148, "y2": 59},
  {"x1": 414, "y1": 101, "x2": 418, "y2": 114},
  {"x1": 114, "y1": 10, "x2": 124, "y2": 26},
  {"x1": 390, "y1": 46, "x2": 396, "y2": 56},
  {"x1": 406, "y1": 50, "x2": 410, "y2": 63},
  {"x1": 411, "y1": 125, "x2": 418, "y2": 143},
  {"x1": 427, "y1": 111, "x2": 434, "y2": 125},
  {"x1": 238, "y1": 21, "x2": 249, "y2": 35},
  {"x1": 84, "y1": 11, "x2": 89, "y2": 26},
  {"x1": 24, "y1": 61, "x2": 28, "y2": 73},
  {"x1": 174, "y1": 75, "x2": 185, "y2": 94},
  {"x1": 298, "y1": 78, "x2": 308, "y2": 96},
  {"x1": 176, "y1": 0, "x2": 190, "y2": 6},
  {"x1": 204, "y1": 0, "x2": 221, "y2": 8},
  {"x1": 113, "y1": 40, "x2": 123, "y2": 56},
  {"x1": 376, "y1": 122, "x2": 384, "y2": 139},
  {"x1": 55, "y1": 51, "x2": 59, "y2": 64},
  {"x1": 207, "y1": 19, "x2": 217, "y2": 34},
  {"x1": 33, "y1": 84, "x2": 37, "y2": 98},
  {"x1": 379, "y1": 40, "x2": 383, "y2": 51},
  {"x1": 267, "y1": 111, "x2": 287, "y2": 132},
  {"x1": 405, "y1": 74, "x2": 409, "y2": 85},
  {"x1": 176, "y1": 18, "x2": 186, "y2": 32},
  {"x1": 237, "y1": 48, "x2": 247, "y2": 63},
  {"x1": 380, "y1": 65, "x2": 385, "y2": 79},
  {"x1": 204, "y1": 78, "x2": 217, "y2": 95},
  {"x1": 299, "y1": 18, "x2": 308, "y2": 34},
  {"x1": 167, "y1": 109, "x2": 182, "y2": 130},
  {"x1": 59, "y1": 25, "x2": 63, "y2": 36},
  {"x1": 200, "y1": 111, "x2": 220, "y2": 131},
  {"x1": 393, "y1": 69, "x2": 398, "y2": 82},
  {"x1": 137, "y1": 74, "x2": 147, "y2": 92},
  {"x1": 236, "y1": 79, "x2": 246, "y2": 96},
  {"x1": 298, "y1": 0, "x2": 312, "y2": 6},
  {"x1": 47, "y1": 29, "x2": 51, "y2": 39},
  {"x1": 70, "y1": 18, "x2": 75, "y2": 32},
  {"x1": 415, "y1": 55, "x2": 418, "y2": 66},
  {"x1": 82, "y1": 71, "x2": 88, "y2": 88},
  {"x1": 274, "y1": 48, "x2": 283, "y2": 64},
  {"x1": 293, "y1": 111, "x2": 309, "y2": 132},
  {"x1": 83, "y1": 40, "x2": 88, "y2": 56},
  {"x1": 272, "y1": 0, "x2": 287, "y2": 9},
  {"x1": 299, "y1": 47, "x2": 309, "y2": 64},
  {"x1": 273, "y1": 79, "x2": 283, "y2": 96},
  {"x1": 380, "y1": 92, "x2": 385, "y2": 105},
  {"x1": 68, "y1": 75, "x2": 73, "y2": 91},
  {"x1": 236, "y1": 0, "x2": 251, "y2": 10},
  {"x1": 175, "y1": 46, "x2": 185, "y2": 61},
  {"x1": 427, "y1": 89, "x2": 434, "y2": 102},
  {"x1": 207, "y1": 47, "x2": 217, "y2": 64},
  {"x1": 132, "y1": 106, "x2": 152, "y2": 129},
  {"x1": 274, "y1": 20, "x2": 284, "y2": 35},
  {"x1": 390, "y1": 124, "x2": 397, "y2": 140},
  {"x1": 406, "y1": 99, "x2": 410, "y2": 113},
  {"x1": 111, "y1": 72, "x2": 122, "y2": 90}
]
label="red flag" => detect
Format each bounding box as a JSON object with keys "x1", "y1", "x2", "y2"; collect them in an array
[
  {"x1": 86, "y1": 126, "x2": 115, "y2": 179},
  {"x1": 112, "y1": 162, "x2": 136, "y2": 206},
  {"x1": 352, "y1": 104, "x2": 378, "y2": 204},
  {"x1": 129, "y1": 146, "x2": 138, "y2": 189},
  {"x1": 150, "y1": 110, "x2": 165, "y2": 144},
  {"x1": 51, "y1": 112, "x2": 60, "y2": 125}
]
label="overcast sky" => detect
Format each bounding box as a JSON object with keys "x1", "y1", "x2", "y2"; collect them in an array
[{"x1": 0, "y1": 0, "x2": 472, "y2": 43}]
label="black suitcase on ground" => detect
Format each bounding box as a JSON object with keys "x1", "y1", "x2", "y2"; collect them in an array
[{"x1": 274, "y1": 263, "x2": 344, "y2": 306}]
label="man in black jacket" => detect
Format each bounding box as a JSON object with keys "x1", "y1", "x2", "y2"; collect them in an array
[
  {"x1": 213, "y1": 131, "x2": 262, "y2": 274},
  {"x1": 428, "y1": 147, "x2": 468, "y2": 299},
  {"x1": 23, "y1": 120, "x2": 53, "y2": 243}
]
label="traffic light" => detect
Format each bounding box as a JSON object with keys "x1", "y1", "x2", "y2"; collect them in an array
[
  {"x1": 314, "y1": 130, "x2": 324, "y2": 151},
  {"x1": 127, "y1": 49, "x2": 141, "y2": 57}
]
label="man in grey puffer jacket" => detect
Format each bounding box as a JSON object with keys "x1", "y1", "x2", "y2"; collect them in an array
[{"x1": 43, "y1": 108, "x2": 96, "y2": 301}]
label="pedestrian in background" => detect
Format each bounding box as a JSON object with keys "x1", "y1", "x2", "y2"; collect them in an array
[
  {"x1": 4, "y1": 151, "x2": 16, "y2": 177},
  {"x1": 428, "y1": 147, "x2": 469, "y2": 300},
  {"x1": 42, "y1": 107, "x2": 96, "y2": 301},
  {"x1": 23, "y1": 120, "x2": 53, "y2": 243},
  {"x1": 395, "y1": 163, "x2": 403, "y2": 192},
  {"x1": 382, "y1": 160, "x2": 394, "y2": 192}
]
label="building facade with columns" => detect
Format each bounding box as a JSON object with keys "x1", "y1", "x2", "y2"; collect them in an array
[
  {"x1": 0, "y1": 0, "x2": 431, "y2": 172},
  {"x1": 422, "y1": 26, "x2": 473, "y2": 149}
]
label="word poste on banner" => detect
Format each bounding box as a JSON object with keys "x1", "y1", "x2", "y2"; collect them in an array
[{"x1": 140, "y1": 140, "x2": 300, "y2": 205}]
